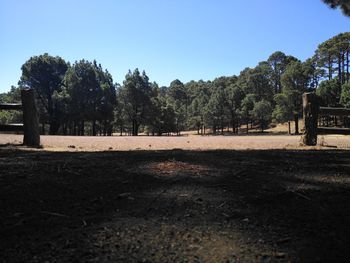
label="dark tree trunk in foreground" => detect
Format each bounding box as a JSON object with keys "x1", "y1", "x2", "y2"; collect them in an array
[
  {"x1": 21, "y1": 89, "x2": 40, "y2": 147},
  {"x1": 303, "y1": 92, "x2": 319, "y2": 146}
]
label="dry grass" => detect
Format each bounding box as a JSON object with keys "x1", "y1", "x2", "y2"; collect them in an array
[{"x1": 1, "y1": 133, "x2": 350, "y2": 151}]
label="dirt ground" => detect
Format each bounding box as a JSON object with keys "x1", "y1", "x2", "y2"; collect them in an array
[
  {"x1": 1, "y1": 135, "x2": 350, "y2": 262},
  {"x1": 1, "y1": 134, "x2": 350, "y2": 151}
]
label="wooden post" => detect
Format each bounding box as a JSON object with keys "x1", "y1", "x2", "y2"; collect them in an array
[
  {"x1": 21, "y1": 89, "x2": 40, "y2": 147},
  {"x1": 302, "y1": 92, "x2": 319, "y2": 146}
]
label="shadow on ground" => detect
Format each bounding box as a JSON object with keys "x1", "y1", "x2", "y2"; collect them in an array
[{"x1": 0, "y1": 147, "x2": 349, "y2": 262}]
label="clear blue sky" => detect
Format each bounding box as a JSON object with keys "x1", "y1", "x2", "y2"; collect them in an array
[{"x1": 0, "y1": 0, "x2": 349, "y2": 93}]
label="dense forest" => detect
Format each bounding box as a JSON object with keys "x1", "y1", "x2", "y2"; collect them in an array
[{"x1": 1, "y1": 32, "x2": 350, "y2": 136}]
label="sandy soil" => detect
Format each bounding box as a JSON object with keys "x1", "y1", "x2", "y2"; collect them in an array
[{"x1": 1, "y1": 134, "x2": 350, "y2": 151}]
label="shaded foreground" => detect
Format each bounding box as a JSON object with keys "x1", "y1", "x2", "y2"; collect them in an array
[{"x1": 1, "y1": 148, "x2": 350, "y2": 262}]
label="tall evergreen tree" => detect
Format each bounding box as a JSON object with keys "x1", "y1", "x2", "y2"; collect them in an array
[
  {"x1": 19, "y1": 53, "x2": 68, "y2": 134},
  {"x1": 120, "y1": 69, "x2": 153, "y2": 136},
  {"x1": 279, "y1": 60, "x2": 309, "y2": 133}
]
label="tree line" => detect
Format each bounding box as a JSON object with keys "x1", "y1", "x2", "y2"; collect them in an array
[{"x1": 1, "y1": 32, "x2": 350, "y2": 136}]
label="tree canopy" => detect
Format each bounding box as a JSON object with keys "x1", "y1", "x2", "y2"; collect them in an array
[
  {"x1": 322, "y1": 0, "x2": 350, "y2": 16},
  {"x1": 19, "y1": 53, "x2": 68, "y2": 134},
  {"x1": 2, "y1": 32, "x2": 350, "y2": 136}
]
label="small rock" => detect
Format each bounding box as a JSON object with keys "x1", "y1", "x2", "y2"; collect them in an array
[
  {"x1": 274, "y1": 252, "x2": 286, "y2": 258},
  {"x1": 118, "y1": 192, "x2": 131, "y2": 198}
]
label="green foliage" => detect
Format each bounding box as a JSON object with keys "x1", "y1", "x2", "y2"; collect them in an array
[
  {"x1": 322, "y1": 0, "x2": 350, "y2": 16},
  {"x1": 241, "y1": 94, "x2": 255, "y2": 120},
  {"x1": 267, "y1": 51, "x2": 298, "y2": 94},
  {"x1": 4, "y1": 31, "x2": 348, "y2": 135},
  {"x1": 225, "y1": 83, "x2": 244, "y2": 132},
  {"x1": 316, "y1": 78, "x2": 342, "y2": 106},
  {"x1": 246, "y1": 62, "x2": 274, "y2": 102},
  {"x1": 61, "y1": 59, "x2": 116, "y2": 135},
  {"x1": 272, "y1": 93, "x2": 292, "y2": 123},
  {"x1": 187, "y1": 82, "x2": 210, "y2": 133},
  {"x1": 168, "y1": 80, "x2": 188, "y2": 133},
  {"x1": 340, "y1": 81, "x2": 350, "y2": 107},
  {"x1": 252, "y1": 100, "x2": 272, "y2": 132},
  {"x1": 169, "y1": 79, "x2": 187, "y2": 103},
  {"x1": 226, "y1": 84, "x2": 244, "y2": 111},
  {"x1": 0, "y1": 86, "x2": 21, "y2": 103},
  {"x1": 303, "y1": 57, "x2": 322, "y2": 90},
  {"x1": 315, "y1": 32, "x2": 350, "y2": 84},
  {"x1": 280, "y1": 60, "x2": 309, "y2": 117},
  {"x1": 146, "y1": 94, "x2": 176, "y2": 135},
  {"x1": 0, "y1": 86, "x2": 22, "y2": 124},
  {"x1": 204, "y1": 86, "x2": 228, "y2": 134},
  {"x1": 19, "y1": 53, "x2": 69, "y2": 134},
  {"x1": 119, "y1": 69, "x2": 154, "y2": 135}
]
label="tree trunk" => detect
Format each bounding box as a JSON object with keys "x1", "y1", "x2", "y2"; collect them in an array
[
  {"x1": 231, "y1": 117, "x2": 235, "y2": 133},
  {"x1": 70, "y1": 122, "x2": 74, "y2": 135},
  {"x1": 328, "y1": 55, "x2": 332, "y2": 80},
  {"x1": 80, "y1": 120, "x2": 85, "y2": 136},
  {"x1": 47, "y1": 95, "x2": 54, "y2": 135},
  {"x1": 347, "y1": 50, "x2": 349, "y2": 82},
  {"x1": 132, "y1": 120, "x2": 138, "y2": 136},
  {"x1": 21, "y1": 89, "x2": 40, "y2": 147},
  {"x1": 342, "y1": 51, "x2": 345, "y2": 84},
  {"x1": 294, "y1": 114, "x2": 299, "y2": 134},
  {"x1": 63, "y1": 124, "x2": 67, "y2": 135},
  {"x1": 103, "y1": 120, "x2": 107, "y2": 136},
  {"x1": 338, "y1": 55, "x2": 342, "y2": 84},
  {"x1": 288, "y1": 121, "x2": 291, "y2": 135},
  {"x1": 92, "y1": 120, "x2": 96, "y2": 136},
  {"x1": 73, "y1": 122, "x2": 77, "y2": 135},
  {"x1": 132, "y1": 120, "x2": 135, "y2": 136},
  {"x1": 107, "y1": 121, "x2": 112, "y2": 136},
  {"x1": 302, "y1": 93, "x2": 319, "y2": 146}
]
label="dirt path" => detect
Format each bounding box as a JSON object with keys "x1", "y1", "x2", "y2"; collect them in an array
[
  {"x1": 1, "y1": 148, "x2": 350, "y2": 262},
  {"x1": 1, "y1": 134, "x2": 350, "y2": 151}
]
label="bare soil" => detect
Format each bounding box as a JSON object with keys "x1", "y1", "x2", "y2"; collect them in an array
[
  {"x1": 1, "y1": 134, "x2": 350, "y2": 151},
  {"x1": 1, "y1": 135, "x2": 350, "y2": 262}
]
